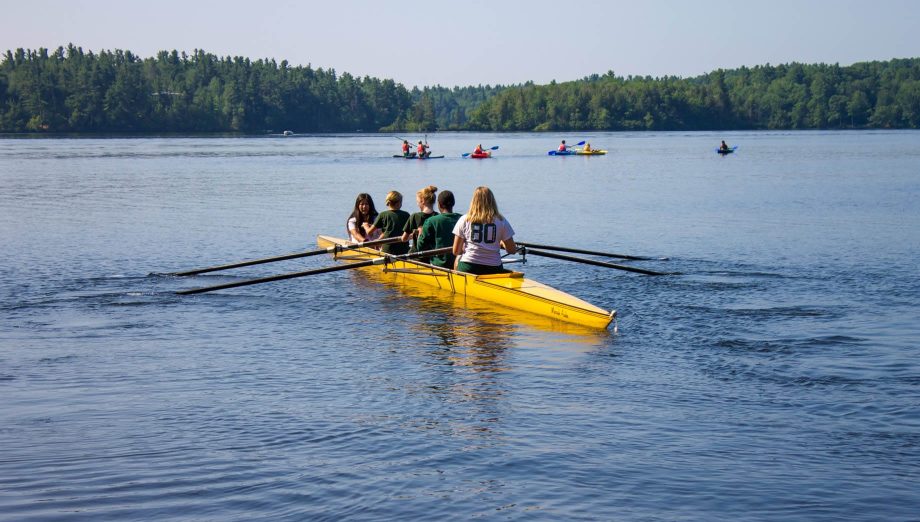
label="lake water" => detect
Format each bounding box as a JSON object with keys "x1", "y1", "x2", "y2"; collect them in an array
[{"x1": 1, "y1": 131, "x2": 918, "y2": 520}]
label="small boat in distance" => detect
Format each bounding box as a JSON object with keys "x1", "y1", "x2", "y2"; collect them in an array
[
  {"x1": 717, "y1": 146, "x2": 737, "y2": 154},
  {"x1": 283, "y1": 130, "x2": 294, "y2": 136}
]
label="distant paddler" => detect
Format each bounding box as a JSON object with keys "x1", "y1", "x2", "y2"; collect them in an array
[{"x1": 417, "y1": 140, "x2": 431, "y2": 158}]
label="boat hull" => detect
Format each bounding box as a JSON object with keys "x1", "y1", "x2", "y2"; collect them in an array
[{"x1": 317, "y1": 235, "x2": 614, "y2": 329}]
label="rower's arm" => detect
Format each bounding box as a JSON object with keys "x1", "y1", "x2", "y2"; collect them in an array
[{"x1": 452, "y1": 235, "x2": 465, "y2": 256}]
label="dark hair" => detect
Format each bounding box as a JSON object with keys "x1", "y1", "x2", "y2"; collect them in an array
[
  {"x1": 437, "y1": 190, "x2": 455, "y2": 211},
  {"x1": 347, "y1": 193, "x2": 378, "y2": 239}
]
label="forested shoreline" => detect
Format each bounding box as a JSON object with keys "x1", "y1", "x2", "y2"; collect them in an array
[{"x1": 1, "y1": 45, "x2": 919, "y2": 133}]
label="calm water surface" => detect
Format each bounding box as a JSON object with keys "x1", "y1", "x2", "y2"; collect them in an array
[{"x1": 1, "y1": 131, "x2": 919, "y2": 520}]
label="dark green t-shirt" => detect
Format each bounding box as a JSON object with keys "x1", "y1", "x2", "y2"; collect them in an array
[
  {"x1": 373, "y1": 209, "x2": 411, "y2": 255},
  {"x1": 403, "y1": 211, "x2": 438, "y2": 252},
  {"x1": 417, "y1": 212, "x2": 461, "y2": 267}
]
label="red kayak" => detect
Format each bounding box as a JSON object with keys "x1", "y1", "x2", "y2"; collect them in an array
[{"x1": 469, "y1": 151, "x2": 491, "y2": 159}]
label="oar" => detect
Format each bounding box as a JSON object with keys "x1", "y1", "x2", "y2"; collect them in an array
[
  {"x1": 517, "y1": 242, "x2": 659, "y2": 261},
  {"x1": 462, "y1": 145, "x2": 500, "y2": 157},
  {"x1": 523, "y1": 247, "x2": 676, "y2": 276},
  {"x1": 169, "y1": 237, "x2": 404, "y2": 276},
  {"x1": 177, "y1": 246, "x2": 453, "y2": 295}
]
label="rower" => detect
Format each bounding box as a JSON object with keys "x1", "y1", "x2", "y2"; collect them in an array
[
  {"x1": 417, "y1": 190, "x2": 461, "y2": 268},
  {"x1": 452, "y1": 186, "x2": 516, "y2": 274}
]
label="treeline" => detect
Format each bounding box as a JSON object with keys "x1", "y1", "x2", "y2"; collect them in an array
[
  {"x1": 0, "y1": 45, "x2": 504, "y2": 133},
  {"x1": 1, "y1": 45, "x2": 919, "y2": 133},
  {"x1": 466, "y1": 59, "x2": 920, "y2": 130}
]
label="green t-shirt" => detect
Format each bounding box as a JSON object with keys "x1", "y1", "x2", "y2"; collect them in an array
[
  {"x1": 403, "y1": 211, "x2": 438, "y2": 252},
  {"x1": 417, "y1": 212, "x2": 461, "y2": 267},
  {"x1": 373, "y1": 209, "x2": 411, "y2": 255}
]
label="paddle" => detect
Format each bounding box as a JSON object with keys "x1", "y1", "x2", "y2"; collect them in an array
[
  {"x1": 462, "y1": 145, "x2": 500, "y2": 157},
  {"x1": 517, "y1": 242, "x2": 660, "y2": 261},
  {"x1": 522, "y1": 247, "x2": 676, "y2": 276},
  {"x1": 549, "y1": 141, "x2": 586, "y2": 155},
  {"x1": 177, "y1": 246, "x2": 453, "y2": 295},
  {"x1": 169, "y1": 237, "x2": 404, "y2": 276}
]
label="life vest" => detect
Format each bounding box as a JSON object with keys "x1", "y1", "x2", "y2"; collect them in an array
[
  {"x1": 558, "y1": 143, "x2": 567, "y2": 151},
  {"x1": 417, "y1": 143, "x2": 426, "y2": 155},
  {"x1": 402, "y1": 142, "x2": 410, "y2": 153},
  {"x1": 474, "y1": 146, "x2": 483, "y2": 154}
]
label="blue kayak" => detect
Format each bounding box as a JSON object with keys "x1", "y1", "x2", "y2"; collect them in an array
[{"x1": 716, "y1": 146, "x2": 738, "y2": 154}]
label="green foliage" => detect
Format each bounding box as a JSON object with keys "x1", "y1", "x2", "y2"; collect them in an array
[
  {"x1": 1, "y1": 46, "x2": 919, "y2": 133},
  {"x1": 467, "y1": 59, "x2": 920, "y2": 131},
  {"x1": 0, "y1": 46, "x2": 416, "y2": 132}
]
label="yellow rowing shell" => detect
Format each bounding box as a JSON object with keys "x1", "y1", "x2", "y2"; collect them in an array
[{"x1": 317, "y1": 235, "x2": 615, "y2": 330}]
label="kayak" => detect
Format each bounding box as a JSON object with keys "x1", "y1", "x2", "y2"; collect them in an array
[
  {"x1": 548, "y1": 150, "x2": 578, "y2": 156},
  {"x1": 469, "y1": 151, "x2": 491, "y2": 159},
  {"x1": 393, "y1": 154, "x2": 444, "y2": 159},
  {"x1": 716, "y1": 146, "x2": 737, "y2": 154},
  {"x1": 575, "y1": 149, "x2": 607, "y2": 155}
]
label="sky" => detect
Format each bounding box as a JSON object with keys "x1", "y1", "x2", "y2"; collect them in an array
[{"x1": 1, "y1": 0, "x2": 918, "y2": 88}]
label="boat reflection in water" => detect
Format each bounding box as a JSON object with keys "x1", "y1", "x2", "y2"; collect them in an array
[{"x1": 349, "y1": 258, "x2": 615, "y2": 341}]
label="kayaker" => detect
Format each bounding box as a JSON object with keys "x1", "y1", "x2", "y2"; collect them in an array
[
  {"x1": 401, "y1": 140, "x2": 412, "y2": 157},
  {"x1": 366, "y1": 191, "x2": 411, "y2": 255},
  {"x1": 720, "y1": 140, "x2": 729, "y2": 151},
  {"x1": 346, "y1": 193, "x2": 381, "y2": 244},
  {"x1": 452, "y1": 186, "x2": 516, "y2": 274},
  {"x1": 401, "y1": 185, "x2": 439, "y2": 253},
  {"x1": 558, "y1": 140, "x2": 567, "y2": 152},
  {"x1": 583, "y1": 143, "x2": 592, "y2": 152},
  {"x1": 417, "y1": 140, "x2": 430, "y2": 158},
  {"x1": 473, "y1": 144, "x2": 484, "y2": 155}
]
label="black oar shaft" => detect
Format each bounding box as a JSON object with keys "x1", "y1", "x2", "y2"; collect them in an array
[
  {"x1": 525, "y1": 248, "x2": 673, "y2": 276},
  {"x1": 519, "y1": 242, "x2": 651, "y2": 261},
  {"x1": 170, "y1": 237, "x2": 403, "y2": 276},
  {"x1": 177, "y1": 246, "x2": 452, "y2": 295},
  {"x1": 177, "y1": 259, "x2": 376, "y2": 294}
]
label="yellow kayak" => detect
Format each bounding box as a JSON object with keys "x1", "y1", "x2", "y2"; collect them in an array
[
  {"x1": 317, "y1": 235, "x2": 615, "y2": 330},
  {"x1": 575, "y1": 149, "x2": 607, "y2": 155}
]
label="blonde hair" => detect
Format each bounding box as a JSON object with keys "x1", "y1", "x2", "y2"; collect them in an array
[
  {"x1": 417, "y1": 185, "x2": 437, "y2": 207},
  {"x1": 385, "y1": 190, "x2": 403, "y2": 208},
  {"x1": 466, "y1": 186, "x2": 503, "y2": 224}
]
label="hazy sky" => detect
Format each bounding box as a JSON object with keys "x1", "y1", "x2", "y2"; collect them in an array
[{"x1": 2, "y1": 0, "x2": 917, "y2": 88}]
